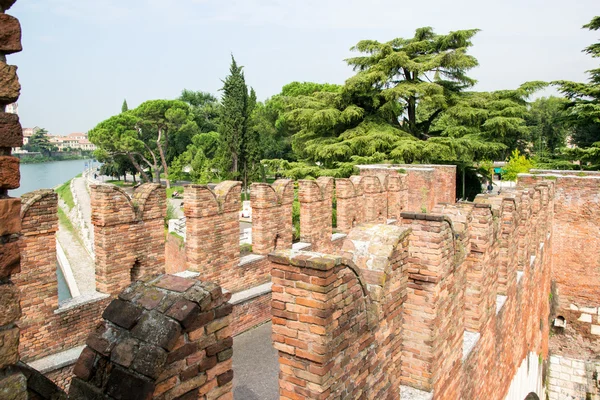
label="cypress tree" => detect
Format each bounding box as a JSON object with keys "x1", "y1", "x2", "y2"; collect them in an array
[
  {"x1": 219, "y1": 55, "x2": 248, "y2": 178},
  {"x1": 121, "y1": 99, "x2": 128, "y2": 113}
]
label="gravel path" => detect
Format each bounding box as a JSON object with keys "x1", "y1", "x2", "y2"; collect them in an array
[
  {"x1": 56, "y1": 222, "x2": 96, "y2": 294},
  {"x1": 71, "y1": 177, "x2": 92, "y2": 233}
]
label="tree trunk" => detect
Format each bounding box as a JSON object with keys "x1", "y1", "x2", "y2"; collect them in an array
[
  {"x1": 126, "y1": 153, "x2": 151, "y2": 183},
  {"x1": 156, "y1": 128, "x2": 171, "y2": 189}
]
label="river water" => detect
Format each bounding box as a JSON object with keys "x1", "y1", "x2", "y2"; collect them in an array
[{"x1": 9, "y1": 158, "x2": 98, "y2": 197}]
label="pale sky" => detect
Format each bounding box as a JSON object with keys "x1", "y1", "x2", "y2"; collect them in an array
[{"x1": 7, "y1": 0, "x2": 600, "y2": 134}]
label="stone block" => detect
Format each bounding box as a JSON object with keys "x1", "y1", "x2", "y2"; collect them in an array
[
  {"x1": 0, "y1": 14, "x2": 21, "y2": 54},
  {"x1": 578, "y1": 313, "x2": 592, "y2": 323},
  {"x1": 102, "y1": 299, "x2": 143, "y2": 329},
  {"x1": 0, "y1": 198, "x2": 20, "y2": 236},
  {"x1": 0, "y1": 63, "x2": 20, "y2": 105},
  {"x1": 217, "y1": 370, "x2": 233, "y2": 386},
  {"x1": 0, "y1": 371, "x2": 27, "y2": 400},
  {"x1": 131, "y1": 344, "x2": 167, "y2": 379},
  {"x1": 0, "y1": 156, "x2": 19, "y2": 189},
  {"x1": 166, "y1": 299, "x2": 200, "y2": 328},
  {"x1": 0, "y1": 0, "x2": 17, "y2": 12},
  {"x1": 0, "y1": 326, "x2": 19, "y2": 369},
  {"x1": 86, "y1": 323, "x2": 122, "y2": 356},
  {"x1": 110, "y1": 337, "x2": 139, "y2": 368},
  {"x1": 0, "y1": 113, "x2": 22, "y2": 148},
  {"x1": 0, "y1": 281, "x2": 20, "y2": 326},
  {"x1": 153, "y1": 275, "x2": 195, "y2": 292},
  {"x1": 131, "y1": 310, "x2": 181, "y2": 350},
  {"x1": 0, "y1": 239, "x2": 20, "y2": 278},
  {"x1": 105, "y1": 367, "x2": 155, "y2": 400},
  {"x1": 591, "y1": 324, "x2": 600, "y2": 335},
  {"x1": 73, "y1": 347, "x2": 97, "y2": 381}
]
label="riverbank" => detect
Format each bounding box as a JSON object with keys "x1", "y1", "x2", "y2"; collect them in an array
[{"x1": 18, "y1": 154, "x2": 92, "y2": 164}]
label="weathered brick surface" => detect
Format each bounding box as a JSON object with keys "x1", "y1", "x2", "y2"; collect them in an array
[
  {"x1": 165, "y1": 232, "x2": 186, "y2": 274},
  {"x1": 0, "y1": 14, "x2": 21, "y2": 54},
  {"x1": 298, "y1": 177, "x2": 333, "y2": 252},
  {"x1": 362, "y1": 175, "x2": 387, "y2": 223},
  {"x1": 231, "y1": 293, "x2": 271, "y2": 336},
  {"x1": 0, "y1": 112, "x2": 22, "y2": 147},
  {"x1": 359, "y1": 164, "x2": 456, "y2": 212},
  {"x1": 335, "y1": 176, "x2": 364, "y2": 234},
  {"x1": 69, "y1": 275, "x2": 233, "y2": 400},
  {"x1": 0, "y1": 155, "x2": 19, "y2": 189},
  {"x1": 14, "y1": 190, "x2": 110, "y2": 361},
  {"x1": 270, "y1": 223, "x2": 409, "y2": 399},
  {"x1": 269, "y1": 174, "x2": 553, "y2": 400},
  {"x1": 250, "y1": 179, "x2": 294, "y2": 255},
  {"x1": 184, "y1": 182, "x2": 243, "y2": 290},
  {"x1": 91, "y1": 183, "x2": 166, "y2": 295},
  {"x1": 0, "y1": 62, "x2": 20, "y2": 104}
]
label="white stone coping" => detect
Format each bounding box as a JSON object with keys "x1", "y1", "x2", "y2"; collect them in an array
[
  {"x1": 56, "y1": 239, "x2": 81, "y2": 298},
  {"x1": 516, "y1": 271, "x2": 524, "y2": 284},
  {"x1": 55, "y1": 291, "x2": 110, "y2": 314},
  {"x1": 27, "y1": 345, "x2": 85, "y2": 374},
  {"x1": 229, "y1": 282, "x2": 272, "y2": 305},
  {"x1": 530, "y1": 255, "x2": 536, "y2": 267},
  {"x1": 239, "y1": 254, "x2": 266, "y2": 267},
  {"x1": 462, "y1": 331, "x2": 480, "y2": 361},
  {"x1": 331, "y1": 233, "x2": 347, "y2": 241},
  {"x1": 386, "y1": 219, "x2": 397, "y2": 225},
  {"x1": 400, "y1": 385, "x2": 433, "y2": 400},
  {"x1": 496, "y1": 295, "x2": 508, "y2": 314},
  {"x1": 173, "y1": 270, "x2": 200, "y2": 278},
  {"x1": 292, "y1": 242, "x2": 311, "y2": 251}
]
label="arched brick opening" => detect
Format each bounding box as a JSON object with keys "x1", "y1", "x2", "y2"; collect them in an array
[{"x1": 524, "y1": 392, "x2": 540, "y2": 400}]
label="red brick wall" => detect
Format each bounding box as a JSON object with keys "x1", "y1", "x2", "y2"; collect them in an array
[
  {"x1": 165, "y1": 233, "x2": 186, "y2": 274},
  {"x1": 335, "y1": 176, "x2": 364, "y2": 234},
  {"x1": 14, "y1": 190, "x2": 110, "y2": 361},
  {"x1": 46, "y1": 364, "x2": 74, "y2": 392},
  {"x1": 231, "y1": 293, "x2": 271, "y2": 336},
  {"x1": 363, "y1": 175, "x2": 387, "y2": 223},
  {"x1": 184, "y1": 181, "x2": 242, "y2": 291},
  {"x1": 298, "y1": 177, "x2": 333, "y2": 252},
  {"x1": 268, "y1": 177, "x2": 553, "y2": 400},
  {"x1": 386, "y1": 174, "x2": 408, "y2": 221},
  {"x1": 520, "y1": 173, "x2": 600, "y2": 318},
  {"x1": 250, "y1": 179, "x2": 294, "y2": 255},
  {"x1": 91, "y1": 183, "x2": 166, "y2": 295}
]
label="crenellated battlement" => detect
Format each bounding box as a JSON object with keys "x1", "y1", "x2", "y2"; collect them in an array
[{"x1": 90, "y1": 183, "x2": 166, "y2": 295}]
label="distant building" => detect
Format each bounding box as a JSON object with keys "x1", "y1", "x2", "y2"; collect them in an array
[{"x1": 49, "y1": 132, "x2": 96, "y2": 152}]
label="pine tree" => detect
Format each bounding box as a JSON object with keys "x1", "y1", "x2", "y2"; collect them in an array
[
  {"x1": 219, "y1": 55, "x2": 249, "y2": 178},
  {"x1": 121, "y1": 99, "x2": 128, "y2": 113}
]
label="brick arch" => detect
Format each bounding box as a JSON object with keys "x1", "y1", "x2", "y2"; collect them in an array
[
  {"x1": 90, "y1": 184, "x2": 138, "y2": 226},
  {"x1": 131, "y1": 183, "x2": 166, "y2": 221},
  {"x1": 69, "y1": 275, "x2": 234, "y2": 399}
]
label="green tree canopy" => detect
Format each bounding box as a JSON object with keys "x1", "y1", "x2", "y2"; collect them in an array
[
  {"x1": 24, "y1": 128, "x2": 54, "y2": 156},
  {"x1": 554, "y1": 16, "x2": 600, "y2": 160},
  {"x1": 121, "y1": 99, "x2": 128, "y2": 113},
  {"x1": 134, "y1": 99, "x2": 197, "y2": 188},
  {"x1": 526, "y1": 96, "x2": 570, "y2": 157}
]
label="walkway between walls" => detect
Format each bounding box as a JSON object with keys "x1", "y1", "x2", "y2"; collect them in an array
[
  {"x1": 232, "y1": 322, "x2": 279, "y2": 400},
  {"x1": 56, "y1": 221, "x2": 96, "y2": 295}
]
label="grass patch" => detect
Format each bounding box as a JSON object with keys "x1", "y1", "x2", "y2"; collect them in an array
[
  {"x1": 56, "y1": 180, "x2": 75, "y2": 210},
  {"x1": 106, "y1": 180, "x2": 134, "y2": 187},
  {"x1": 167, "y1": 186, "x2": 185, "y2": 198}
]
